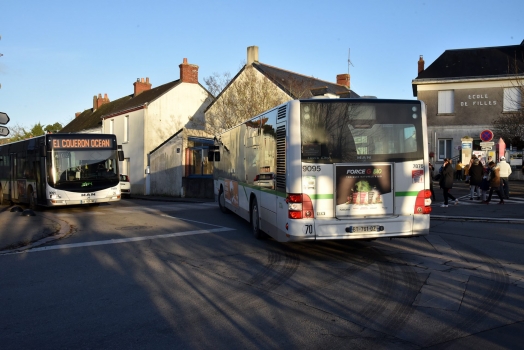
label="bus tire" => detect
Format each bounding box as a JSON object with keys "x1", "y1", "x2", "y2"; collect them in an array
[
  {"x1": 28, "y1": 187, "x2": 37, "y2": 211},
  {"x1": 251, "y1": 197, "x2": 263, "y2": 239},
  {"x1": 218, "y1": 187, "x2": 229, "y2": 214}
]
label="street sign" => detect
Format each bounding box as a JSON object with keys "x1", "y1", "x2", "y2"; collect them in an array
[
  {"x1": 480, "y1": 129, "x2": 494, "y2": 142},
  {"x1": 481, "y1": 146, "x2": 492, "y2": 151},
  {"x1": 0, "y1": 126, "x2": 9, "y2": 137},
  {"x1": 480, "y1": 141, "x2": 495, "y2": 147},
  {"x1": 0, "y1": 112, "x2": 9, "y2": 125}
]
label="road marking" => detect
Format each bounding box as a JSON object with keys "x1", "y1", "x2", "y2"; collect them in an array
[{"x1": 11, "y1": 226, "x2": 235, "y2": 254}]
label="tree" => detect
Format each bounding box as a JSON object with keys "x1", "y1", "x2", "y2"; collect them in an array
[
  {"x1": 492, "y1": 52, "x2": 524, "y2": 148},
  {"x1": 203, "y1": 66, "x2": 290, "y2": 135},
  {"x1": 1, "y1": 121, "x2": 63, "y2": 142}
]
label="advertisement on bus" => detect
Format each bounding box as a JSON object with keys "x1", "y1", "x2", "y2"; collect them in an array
[{"x1": 335, "y1": 164, "x2": 393, "y2": 217}]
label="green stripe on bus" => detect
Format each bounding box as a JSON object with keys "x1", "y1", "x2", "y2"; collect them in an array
[
  {"x1": 395, "y1": 191, "x2": 419, "y2": 196},
  {"x1": 309, "y1": 194, "x2": 333, "y2": 200}
]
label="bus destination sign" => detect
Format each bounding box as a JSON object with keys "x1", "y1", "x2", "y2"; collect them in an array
[{"x1": 50, "y1": 138, "x2": 114, "y2": 149}]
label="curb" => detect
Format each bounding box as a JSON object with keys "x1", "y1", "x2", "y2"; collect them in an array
[
  {"x1": 0, "y1": 214, "x2": 73, "y2": 255},
  {"x1": 431, "y1": 215, "x2": 524, "y2": 224}
]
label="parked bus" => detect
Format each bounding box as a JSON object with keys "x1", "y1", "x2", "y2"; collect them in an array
[
  {"x1": 0, "y1": 133, "x2": 124, "y2": 209},
  {"x1": 210, "y1": 98, "x2": 431, "y2": 242}
]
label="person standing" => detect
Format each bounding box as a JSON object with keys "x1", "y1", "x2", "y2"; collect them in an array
[
  {"x1": 439, "y1": 158, "x2": 458, "y2": 207},
  {"x1": 455, "y1": 161, "x2": 463, "y2": 180},
  {"x1": 468, "y1": 157, "x2": 484, "y2": 200},
  {"x1": 484, "y1": 161, "x2": 505, "y2": 204},
  {"x1": 497, "y1": 156, "x2": 512, "y2": 199}
]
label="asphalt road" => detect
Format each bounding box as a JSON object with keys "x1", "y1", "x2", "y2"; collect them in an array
[{"x1": 0, "y1": 198, "x2": 523, "y2": 349}]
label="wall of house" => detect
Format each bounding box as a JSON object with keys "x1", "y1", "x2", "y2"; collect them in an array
[
  {"x1": 103, "y1": 108, "x2": 145, "y2": 195},
  {"x1": 205, "y1": 68, "x2": 291, "y2": 128},
  {"x1": 149, "y1": 133, "x2": 184, "y2": 196},
  {"x1": 417, "y1": 79, "x2": 517, "y2": 163},
  {"x1": 145, "y1": 83, "x2": 213, "y2": 194}
]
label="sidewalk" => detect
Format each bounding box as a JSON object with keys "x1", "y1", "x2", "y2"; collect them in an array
[{"x1": 430, "y1": 179, "x2": 524, "y2": 222}]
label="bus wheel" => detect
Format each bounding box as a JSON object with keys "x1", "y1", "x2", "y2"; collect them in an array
[
  {"x1": 218, "y1": 187, "x2": 229, "y2": 214},
  {"x1": 28, "y1": 188, "x2": 37, "y2": 211},
  {"x1": 251, "y1": 197, "x2": 263, "y2": 239}
]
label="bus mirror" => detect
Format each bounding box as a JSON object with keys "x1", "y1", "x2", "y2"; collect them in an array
[{"x1": 118, "y1": 150, "x2": 124, "y2": 161}]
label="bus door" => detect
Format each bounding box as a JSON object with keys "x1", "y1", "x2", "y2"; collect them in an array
[
  {"x1": 9, "y1": 153, "x2": 16, "y2": 201},
  {"x1": 36, "y1": 159, "x2": 46, "y2": 205}
]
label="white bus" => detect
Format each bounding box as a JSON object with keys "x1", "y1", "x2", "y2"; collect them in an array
[
  {"x1": 211, "y1": 98, "x2": 431, "y2": 242},
  {"x1": 0, "y1": 133, "x2": 124, "y2": 209}
]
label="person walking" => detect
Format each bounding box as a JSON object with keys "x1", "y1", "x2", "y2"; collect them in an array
[
  {"x1": 497, "y1": 156, "x2": 512, "y2": 199},
  {"x1": 468, "y1": 157, "x2": 484, "y2": 200},
  {"x1": 483, "y1": 161, "x2": 505, "y2": 204},
  {"x1": 439, "y1": 158, "x2": 458, "y2": 207}
]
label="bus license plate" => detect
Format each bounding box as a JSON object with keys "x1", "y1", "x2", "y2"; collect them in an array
[
  {"x1": 82, "y1": 199, "x2": 95, "y2": 204},
  {"x1": 347, "y1": 225, "x2": 383, "y2": 233}
]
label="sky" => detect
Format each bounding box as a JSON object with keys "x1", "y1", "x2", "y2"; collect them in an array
[{"x1": 0, "y1": 0, "x2": 523, "y2": 135}]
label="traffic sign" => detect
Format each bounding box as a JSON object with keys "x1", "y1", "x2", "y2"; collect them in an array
[
  {"x1": 481, "y1": 146, "x2": 492, "y2": 151},
  {"x1": 480, "y1": 129, "x2": 494, "y2": 142},
  {"x1": 0, "y1": 112, "x2": 9, "y2": 125},
  {"x1": 480, "y1": 141, "x2": 495, "y2": 147},
  {"x1": 0, "y1": 126, "x2": 9, "y2": 137}
]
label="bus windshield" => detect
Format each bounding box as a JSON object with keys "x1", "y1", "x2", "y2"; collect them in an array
[
  {"x1": 47, "y1": 149, "x2": 119, "y2": 191},
  {"x1": 300, "y1": 101, "x2": 424, "y2": 163}
]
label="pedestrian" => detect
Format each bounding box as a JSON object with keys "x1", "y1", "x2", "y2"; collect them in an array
[
  {"x1": 463, "y1": 163, "x2": 471, "y2": 183},
  {"x1": 429, "y1": 162, "x2": 436, "y2": 201},
  {"x1": 439, "y1": 158, "x2": 458, "y2": 207},
  {"x1": 479, "y1": 174, "x2": 490, "y2": 201},
  {"x1": 455, "y1": 161, "x2": 463, "y2": 180},
  {"x1": 483, "y1": 161, "x2": 505, "y2": 204},
  {"x1": 497, "y1": 156, "x2": 512, "y2": 199},
  {"x1": 468, "y1": 157, "x2": 484, "y2": 200}
]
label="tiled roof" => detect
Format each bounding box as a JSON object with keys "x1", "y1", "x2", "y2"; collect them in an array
[
  {"x1": 254, "y1": 62, "x2": 359, "y2": 98},
  {"x1": 60, "y1": 80, "x2": 182, "y2": 133},
  {"x1": 416, "y1": 41, "x2": 524, "y2": 80},
  {"x1": 60, "y1": 95, "x2": 132, "y2": 133},
  {"x1": 205, "y1": 63, "x2": 359, "y2": 113}
]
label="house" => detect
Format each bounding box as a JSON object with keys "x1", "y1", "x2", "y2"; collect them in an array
[
  {"x1": 204, "y1": 46, "x2": 359, "y2": 134},
  {"x1": 412, "y1": 40, "x2": 524, "y2": 168},
  {"x1": 148, "y1": 127, "x2": 214, "y2": 198},
  {"x1": 61, "y1": 58, "x2": 214, "y2": 195}
]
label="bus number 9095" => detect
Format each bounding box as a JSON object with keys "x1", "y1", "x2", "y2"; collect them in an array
[{"x1": 303, "y1": 166, "x2": 321, "y2": 172}]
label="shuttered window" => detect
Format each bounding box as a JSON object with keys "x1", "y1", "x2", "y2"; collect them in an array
[{"x1": 438, "y1": 90, "x2": 454, "y2": 114}]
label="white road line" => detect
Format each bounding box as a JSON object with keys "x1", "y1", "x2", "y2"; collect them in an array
[{"x1": 11, "y1": 226, "x2": 235, "y2": 254}]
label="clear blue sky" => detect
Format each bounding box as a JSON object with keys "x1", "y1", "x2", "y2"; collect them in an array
[{"x1": 0, "y1": 0, "x2": 522, "y2": 134}]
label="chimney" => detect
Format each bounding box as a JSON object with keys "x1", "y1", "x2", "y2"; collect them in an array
[
  {"x1": 134, "y1": 77, "x2": 152, "y2": 97},
  {"x1": 92, "y1": 93, "x2": 110, "y2": 110},
  {"x1": 336, "y1": 74, "x2": 350, "y2": 89},
  {"x1": 418, "y1": 55, "x2": 425, "y2": 74},
  {"x1": 75, "y1": 112, "x2": 81, "y2": 118},
  {"x1": 247, "y1": 46, "x2": 259, "y2": 65},
  {"x1": 179, "y1": 58, "x2": 199, "y2": 84}
]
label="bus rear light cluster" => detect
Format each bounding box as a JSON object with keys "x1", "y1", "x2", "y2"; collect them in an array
[
  {"x1": 414, "y1": 189, "x2": 432, "y2": 214},
  {"x1": 286, "y1": 193, "x2": 314, "y2": 219}
]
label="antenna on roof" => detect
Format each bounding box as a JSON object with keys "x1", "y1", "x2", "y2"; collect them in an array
[{"x1": 348, "y1": 48, "x2": 354, "y2": 75}]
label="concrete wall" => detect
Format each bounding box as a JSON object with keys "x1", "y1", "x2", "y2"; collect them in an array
[{"x1": 149, "y1": 132, "x2": 184, "y2": 197}]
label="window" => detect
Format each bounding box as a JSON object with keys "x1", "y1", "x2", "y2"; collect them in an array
[
  {"x1": 438, "y1": 90, "x2": 454, "y2": 114},
  {"x1": 186, "y1": 138, "x2": 214, "y2": 177},
  {"x1": 109, "y1": 119, "x2": 114, "y2": 134},
  {"x1": 124, "y1": 115, "x2": 129, "y2": 142},
  {"x1": 503, "y1": 87, "x2": 522, "y2": 112},
  {"x1": 438, "y1": 139, "x2": 452, "y2": 160}
]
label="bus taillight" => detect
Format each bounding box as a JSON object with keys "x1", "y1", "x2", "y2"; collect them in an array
[
  {"x1": 414, "y1": 190, "x2": 432, "y2": 214},
  {"x1": 286, "y1": 193, "x2": 314, "y2": 219}
]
